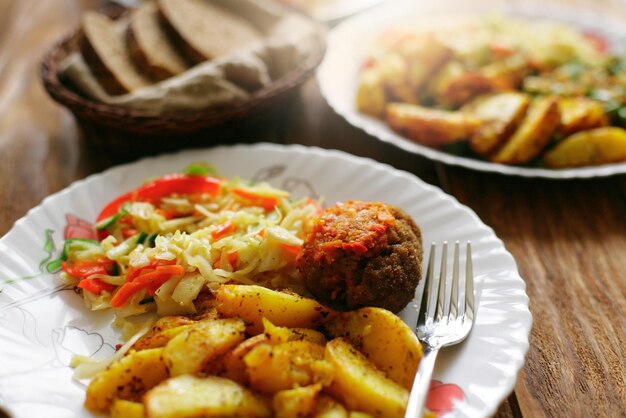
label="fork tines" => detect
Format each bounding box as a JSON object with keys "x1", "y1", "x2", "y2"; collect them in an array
[{"x1": 418, "y1": 241, "x2": 474, "y2": 328}]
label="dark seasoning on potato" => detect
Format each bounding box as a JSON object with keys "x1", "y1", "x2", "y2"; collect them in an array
[{"x1": 86, "y1": 284, "x2": 425, "y2": 418}]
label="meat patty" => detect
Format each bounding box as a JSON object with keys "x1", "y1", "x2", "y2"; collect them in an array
[{"x1": 297, "y1": 200, "x2": 422, "y2": 312}]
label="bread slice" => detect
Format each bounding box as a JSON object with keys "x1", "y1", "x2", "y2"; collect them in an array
[
  {"x1": 127, "y1": 2, "x2": 189, "y2": 81},
  {"x1": 157, "y1": 0, "x2": 262, "y2": 64},
  {"x1": 81, "y1": 11, "x2": 152, "y2": 95}
]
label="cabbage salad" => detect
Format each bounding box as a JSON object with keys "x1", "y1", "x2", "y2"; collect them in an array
[{"x1": 60, "y1": 166, "x2": 322, "y2": 318}]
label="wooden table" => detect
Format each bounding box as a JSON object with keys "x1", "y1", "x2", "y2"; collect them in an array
[{"x1": 0, "y1": 1, "x2": 624, "y2": 417}]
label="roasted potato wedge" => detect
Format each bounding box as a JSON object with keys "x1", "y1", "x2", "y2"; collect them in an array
[
  {"x1": 85, "y1": 348, "x2": 169, "y2": 412},
  {"x1": 543, "y1": 126, "x2": 626, "y2": 167},
  {"x1": 324, "y1": 307, "x2": 422, "y2": 390},
  {"x1": 557, "y1": 97, "x2": 609, "y2": 137},
  {"x1": 377, "y1": 53, "x2": 418, "y2": 105},
  {"x1": 273, "y1": 384, "x2": 323, "y2": 418},
  {"x1": 245, "y1": 340, "x2": 333, "y2": 396},
  {"x1": 356, "y1": 68, "x2": 388, "y2": 117},
  {"x1": 395, "y1": 36, "x2": 452, "y2": 90},
  {"x1": 491, "y1": 96, "x2": 561, "y2": 164},
  {"x1": 132, "y1": 323, "x2": 194, "y2": 351},
  {"x1": 314, "y1": 396, "x2": 349, "y2": 418},
  {"x1": 144, "y1": 375, "x2": 272, "y2": 418},
  {"x1": 386, "y1": 103, "x2": 481, "y2": 148},
  {"x1": 263, "y1": 318, "x2": 327, "y2": 346},
  {"x1": 434, "y1": 71, "x2": 506, "y2": 108},
  {"x1": 216, "y1": 333, "x2": 268, "y2": 383},
  {"x1": 432, "y1": 55, "x2": 526, "y2": 108},
  {"x1": 356, "y1": 38, "x2": 451, "y2": 118},
  {"x1": 110, "y1": 399, "x2": 145, "y2": 418},
  {"x1": 162, "y1": 318, "x2": 245, "y2": 376},
  {"x1": 215, "y1": 284, "x2": 333, "y2": 335},
  {"x1": 325, "y1": 338, "x2": 409, "y2": 418},
  {"x1": 216, "y1": 319, "x2": 327, "y2": 384},
  {"x1": 462, "y1": 92, "x2": 530, "y2": 156}
]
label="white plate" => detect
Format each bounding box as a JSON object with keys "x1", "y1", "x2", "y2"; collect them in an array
[
  {"x1": 0, "y1": 144, "x2": 531, "y2": 418},
  {"x1": 317, "y1": 0, "x2": 626, "y2": 178}
]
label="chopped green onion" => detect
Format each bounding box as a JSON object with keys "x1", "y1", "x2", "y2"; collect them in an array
[
  {"x1": 144, "y1": 234, "x2": 158, "y2": 247},
  {"x1": 139, "y1": 297, "x2": 155, "y2": 305},
  {"x1": 95, "y1": 202, "x2": 131, "y2": 231},
  {"x1": 106, "y1": 232, "x2": 147, "y2": 260},
  {"x1": 183, "y1": 163, "x2": 218, "y2": 177},
  {"x1": 95, "y1": 214, "x2": 120, "y2": 231},
  {"x1": 62, "y1": 238, "x2": 100, "y2": 260}
]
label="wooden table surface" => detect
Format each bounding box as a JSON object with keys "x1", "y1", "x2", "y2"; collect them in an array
[{"x1": 0, "y1": 1, "x2": 624, "y2": 417}]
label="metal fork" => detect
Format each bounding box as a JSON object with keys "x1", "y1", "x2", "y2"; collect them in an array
[{"x1": 405, "y1": 241, "x2": 475, "y2": 418}]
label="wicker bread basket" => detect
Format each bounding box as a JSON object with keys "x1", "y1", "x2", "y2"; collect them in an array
[{"x1": 41, "y1": 6, "x2": 326, "y2": 157}]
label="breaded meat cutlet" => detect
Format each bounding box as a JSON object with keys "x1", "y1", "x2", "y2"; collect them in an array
[{"x1": 297, "y1": 200, "x2": 422, "y2": 312}]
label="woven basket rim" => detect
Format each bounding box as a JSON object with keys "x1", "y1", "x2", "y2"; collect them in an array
[{"x1": 40, "y1": 7, "x2": 327, "y2": 129}]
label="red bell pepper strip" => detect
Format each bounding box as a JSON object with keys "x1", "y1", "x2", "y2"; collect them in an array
[
  {"x1": 62, "y1": 258, "x2": 115, "y2": 278},
  {"x1": 125, "y1": 258, "x2": 177, "y2": 282},
  {"x1": 280, "y1": 243, "x2": 302, "y2": 257},
  {"x1": 121, "y1": 227, "x2": 140, "y2": 239},
  {"x1": 110, "y1": 264, "x2": 185, "y2": 308},
  {"x1": 211, "y1": 222, "x2": 236, "y2": 240},
  {"x1": 227, "y1": 251, "x2": 238, "y2": 269},
  {"x1": 231, "y1": 187, "x2": 279, "y2": 211},
  {"x1": 110, "y1": 282, "x2": 143, "y2": 308},
  {"x1": 78, "y1": 278, "x2": 117, "y2": 295},
  {"x1": 96, "y1": 175, "x2": 222, "y2": 240}
]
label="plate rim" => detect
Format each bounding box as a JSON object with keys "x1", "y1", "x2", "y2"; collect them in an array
[
  {"x1": 316, "y1": 2, "x2": 626, "y2": 179},
  {"x1": 0, "y1": 143, "x2": 532, "y2": 417}
]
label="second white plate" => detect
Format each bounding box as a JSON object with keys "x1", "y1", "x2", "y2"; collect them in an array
[{"x1": 317, "y1": 0, "x2": 626, "y2": 178}]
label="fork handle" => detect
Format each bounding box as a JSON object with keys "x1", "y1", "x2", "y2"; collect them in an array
[{"x1": 405, "y1": 347, "x2": 440, "y2": 418}]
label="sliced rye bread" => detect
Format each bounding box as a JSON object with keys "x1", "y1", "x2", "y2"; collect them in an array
[
  {"x1": 81, "y1": 11, "x2": 152, "y2": 95},
  {"x1": 157, "y1": 0, "x2": 263, "y2": 64},
  {"x1": 126, "y1": 2, "x2": 189, "y2": 81}
]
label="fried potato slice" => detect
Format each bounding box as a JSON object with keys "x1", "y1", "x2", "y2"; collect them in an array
[
  {"x1": 325, "y1": 338, "x2": 409, "y2": 418},
  {"x1": 162, "y1": 318, "x2": 245, "y2": 376},
  {"x1": 394, "y1": 36, "x2": 452, "y2": 91},
  {"x1": 263, "y1": 317, "x2": 327, "y2": 346},
  {"x1": 244, "y1": 340, "x2": 333, "y2": 396},
  {"x1": 557, "y1": 97, "x2": 609, "y2": 137},
  {"x1": 324, "y1": 307, "x2": 422, "y2": 390},
  {"x1": 490, "y1": 96, "x2": 561, "y2": 164},
  {"x1": 386, "y1": 103, "x2": 481, "y2": 148},
  {"x1": 144, "y1": 375, "x2": 272, "y2": 418},
  {"x1": 273, "y1": 384, "x2": 323, "y2": 418},
  {"x1": 313, "y1": 395, "x2": 349, "y2": 418},
  {"x1": 376, "y1": 53, "x2": 418, "y2": 105},
  {"x1": 356, "y1": 37, "x2": 451, "y2": 118},
  {"x1": 356, "y1": 68, "x2": 388, "y2": 117},
  {"x1": 462, "y1": 92, "x2": 530, "y2": 156},
  {"x1": 132, "y1": 323, "x2": 194, "y2": 351},
  {"x1": 215, "y1": 319, "x2": 327, "y2": 384},
  {"x1": 215, "y1": 284, "x2": 333, "y2": 335},
  {"x1": 433, "y1": 56, "x2": 527, "y2": 108},
  {"x1": 110, "y1": 399, "x2": 145, "y2": 418},
  {"x1": 216, "y1": 333, "x2": 269, "y2": 383},
  {"x1": 85, "y1": 348, "x2": 169, "y2": 413},
  {"x1": 543, "y1": 126, "x2": 626, "y2": 167}
]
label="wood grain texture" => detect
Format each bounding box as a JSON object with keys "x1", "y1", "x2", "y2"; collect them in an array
[
  {"x1": 443, "y1": 169, "x2": 626, "y2": 418},
  {"x1": 0, "y1": 1, "x2": 625, "y2": 418}
]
